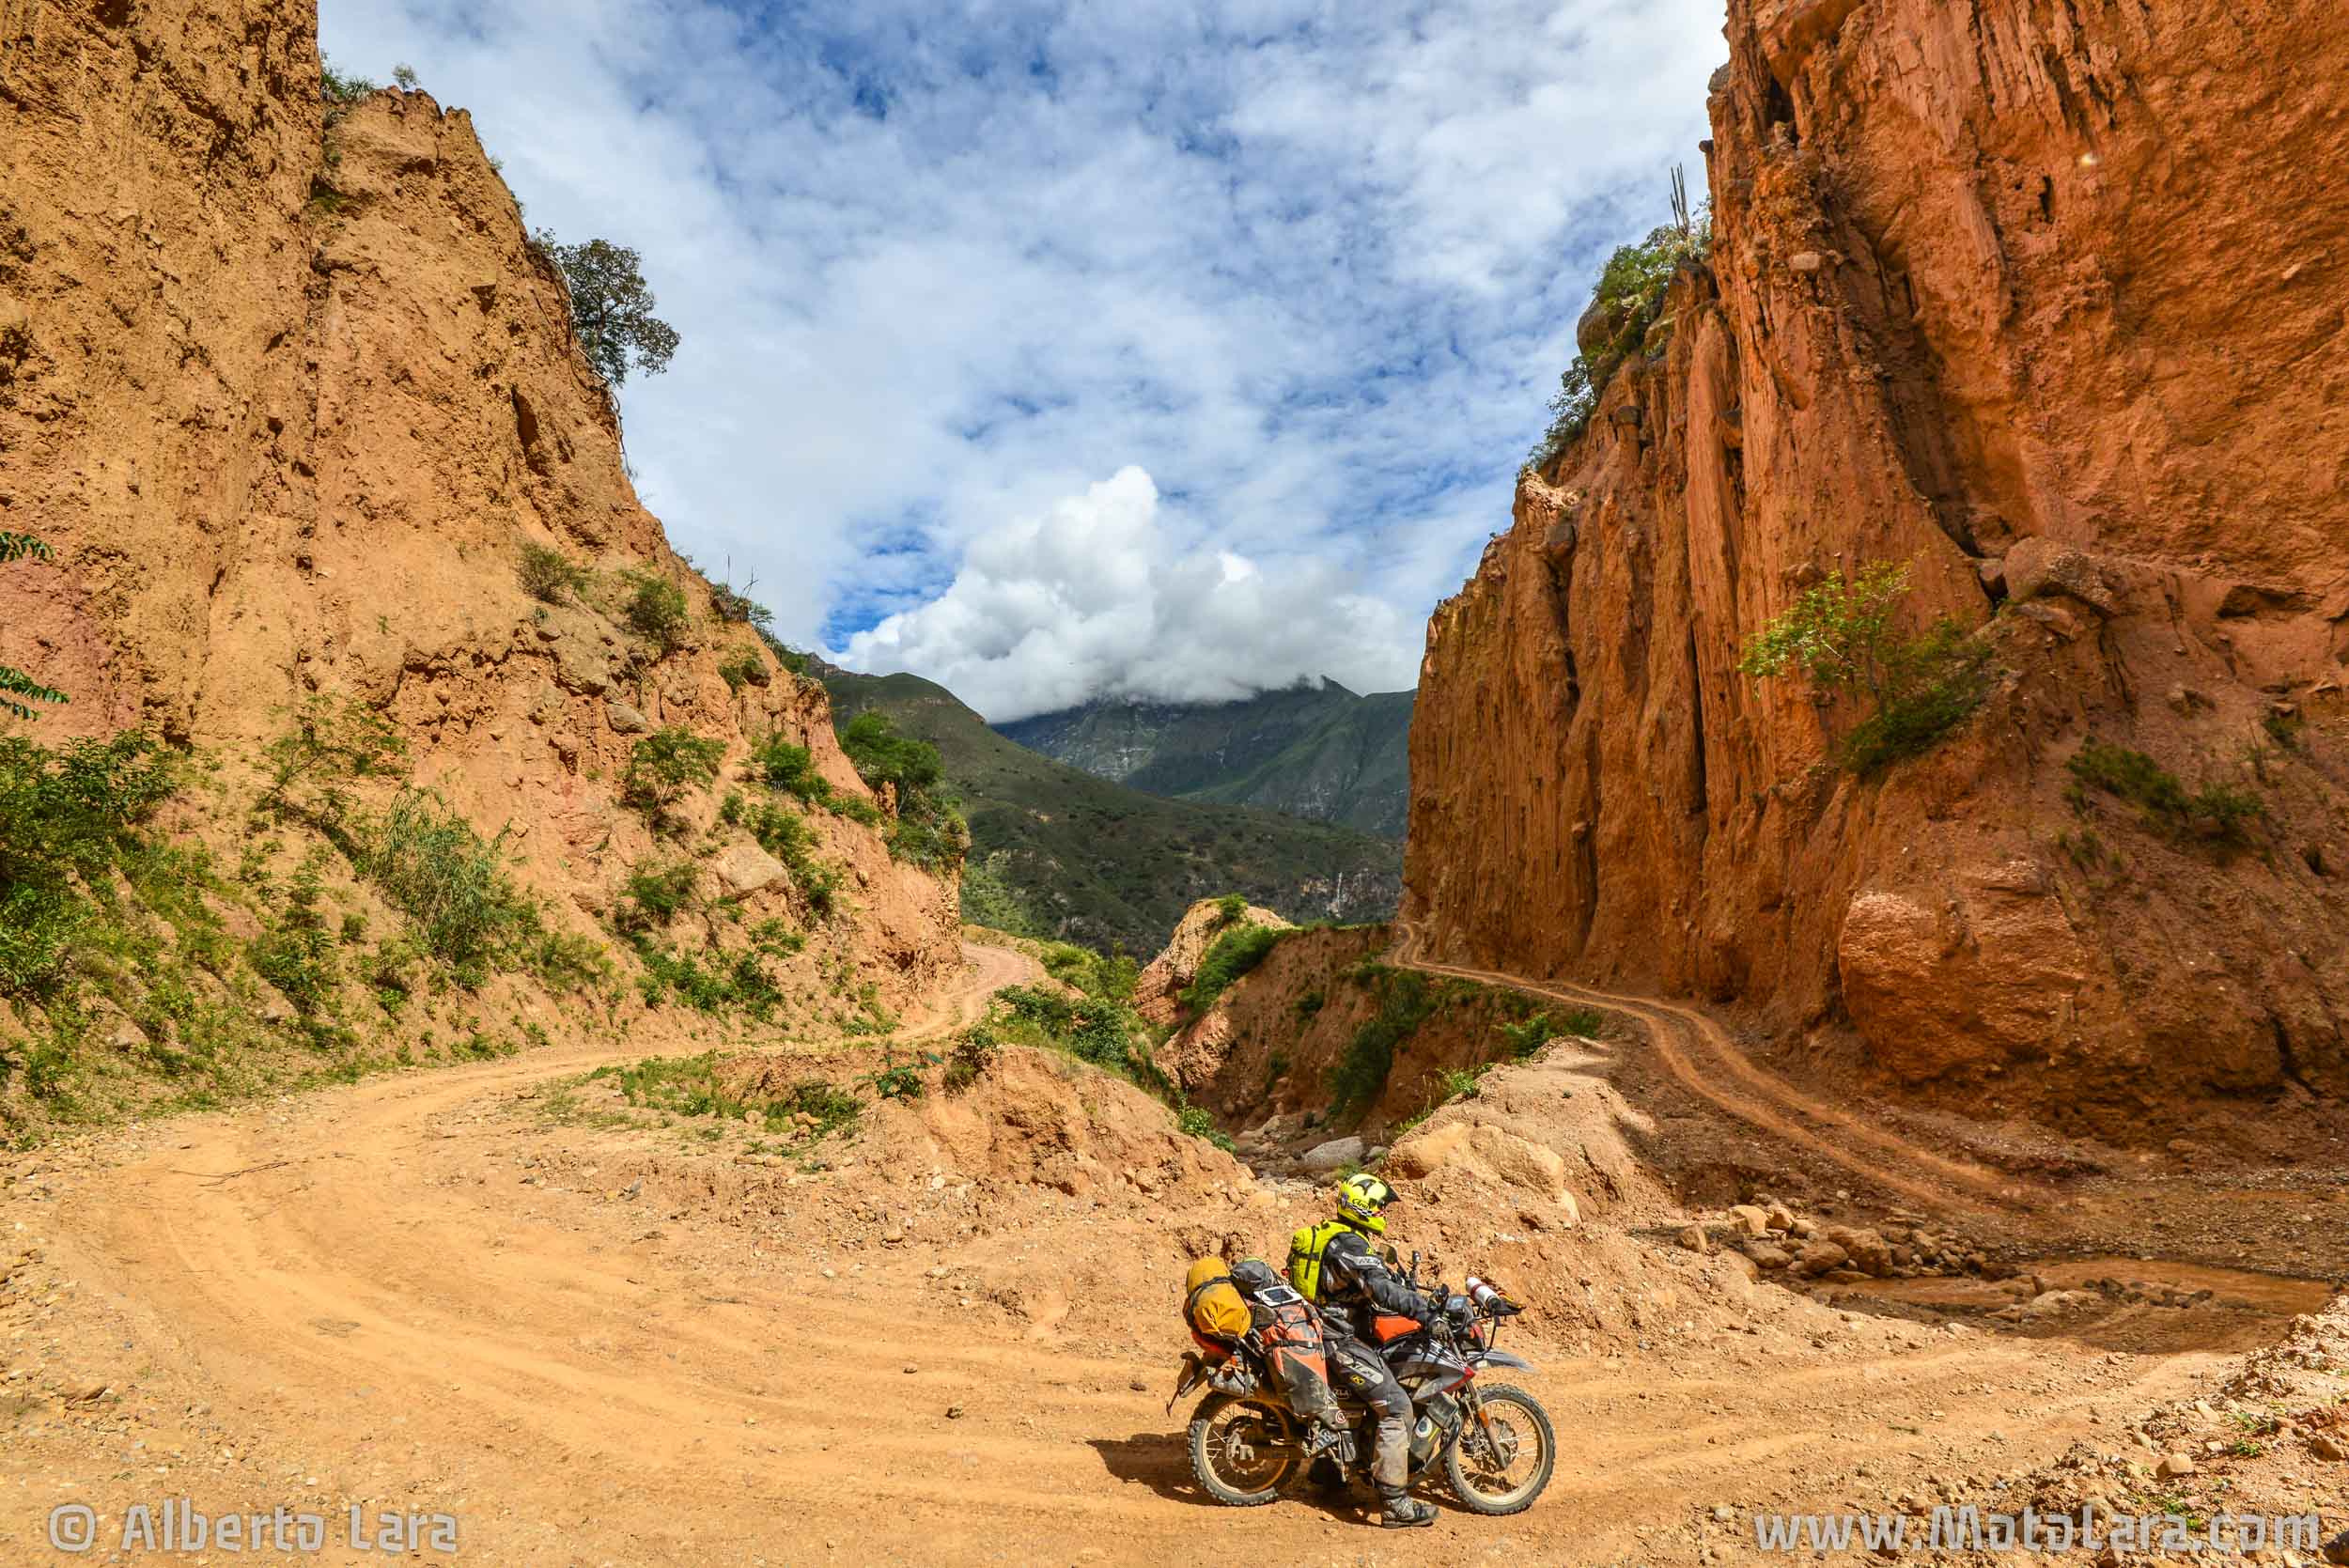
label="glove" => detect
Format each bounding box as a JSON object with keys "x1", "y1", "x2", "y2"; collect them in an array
[{"x1": 1446, "y1": 1295, "x2": 1476, "y2": 1327}]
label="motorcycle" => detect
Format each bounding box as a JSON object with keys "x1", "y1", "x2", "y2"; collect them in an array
[{"x1": 1169, "y1": 1260, "x2": 1555, "y2": 1516}]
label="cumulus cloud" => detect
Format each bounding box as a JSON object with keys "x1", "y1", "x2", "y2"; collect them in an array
[
  {"x1": 319, "y1": 0, "x2": 1724, "y2": 706},
  {"x1": 842, "y1": 468, "x2": 1408, "y2": 720}
]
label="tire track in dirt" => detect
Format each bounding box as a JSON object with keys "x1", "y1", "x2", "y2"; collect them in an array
[
  {"x1": 1389, "y1": 930, "x2": 2034, "y2": 1216},
  {"x1": 14, "y1": 939, "x2": 2229, "y2": 1565}
]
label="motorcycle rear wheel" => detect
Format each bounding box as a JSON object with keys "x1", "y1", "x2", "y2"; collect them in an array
[
  {"x1": 1188, "y1": 1395, "x2": 1301, "y2": 1506},
  {"x1": 1445, "y1": 1383, "x2": 1555, "y2": 1514}
]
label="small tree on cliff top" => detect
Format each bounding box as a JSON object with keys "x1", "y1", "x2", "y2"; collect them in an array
[
  {"x1": 535, "y1": 232, "x2": 681, "y2": 390},
  {"x1": 1736, "y1": 561, "x2": 1992, "y2": 775}
]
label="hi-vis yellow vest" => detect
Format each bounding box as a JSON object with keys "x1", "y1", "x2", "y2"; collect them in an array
[{"x1": 1286, "y1": 1219, "x2": 1349, "y2": 1301}]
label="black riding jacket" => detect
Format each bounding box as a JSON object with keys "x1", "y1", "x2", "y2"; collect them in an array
[{"x1": 1315, "y1": 1226, "x2": 1442, "y2": 1343}]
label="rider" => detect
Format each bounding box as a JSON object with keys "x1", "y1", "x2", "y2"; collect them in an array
[{"x1": 1287, "y1": 1172, "x2": 1442, "y2": 1529}]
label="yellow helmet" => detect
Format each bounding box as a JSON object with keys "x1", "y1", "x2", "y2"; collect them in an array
[{"x1": 1334, "y1": 1172, "x2": 1395, "y2": 1234}]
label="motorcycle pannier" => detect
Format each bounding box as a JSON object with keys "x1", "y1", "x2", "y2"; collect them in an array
[{"x1": 1184, "y1": 1258, "x2": 1252, "y2": 1351}]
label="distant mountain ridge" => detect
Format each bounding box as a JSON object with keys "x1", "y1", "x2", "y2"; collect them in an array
[
  {"x1": 994, "y1": 680, "x2": 1413, "y2": 838},
  {"x1": 819, "y1": 667, "x2": 1402, "y2": 955}
]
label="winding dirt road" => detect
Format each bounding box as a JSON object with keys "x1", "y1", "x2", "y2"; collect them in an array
[
  {"x1": 0, "y1": 942, "x2": 2286, "y2": 1566},
  {"x1": 1389, "y1": 931, "x2": 2033, "y2": 1217}
]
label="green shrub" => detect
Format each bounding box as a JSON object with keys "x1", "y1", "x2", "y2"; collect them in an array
[
  {"x1": 2067, "y1": 738, "x2": 2263, "y2": 846},
  {"x1": 1179, "y1": 922, "x2": 1283, "y2": 1014},
  {"x1": 517, "y1": 541, "x2": 590, "y2": 604},
  {"x1": 1528, "y1": 167, "x2": 1711, "y2": 471},
  {"x1": 716, "y1": 651, "x2": 768, "y2": 692},
  {"x1": 1329, "y1": 970, "x2": 1442, "y2": 1118},
  {"x1": 360, "y1": 788, "x2": 540, "y2": 985},
  {"x1": 617, "y1": 860, "x2": 698, "y2": 931},
  {"x1": 320, "y1": 56, "x2": 376, "y2": 106},
  {"x1": 249, "y1": 852, "x2": 340, "y2": 1021},
  {"x1": 1213, "y1": 893, "x2": 1247, "y2": 924},
  {"x1": 620, "y1": 569, "x2": 692, "y2": 655},
  {"x1": 990, "y1": 982, "x2": 1162, "y2": 1091},
  {"x1": 622, "y1": 728, "x2": 724, "y2": 820},
  {"x1": 943, "y1": 1025, "x2": 999, "y2": 1094},
  {"x1": 752, "y1": 735, "x2": 831, "y2": 802},
  {"x1": 836, "y1": 710, "x2": 966, "y2": 870},
  {"x1": 259, "y1": 695, "x2": 407, "y2": 831},
  {"x1": 864, "y1": 1048, "x2": 935, "y2": 1101},
  {"x1": 1737, "y1": 561, "x2": 1992, "y2": 775},
  {"x1": 0, "y1": 732, "x2": 176, "y2": 998},
  {"x1": 1495, "y1": 1011, "x2": 1555, "y2": 1059},
  {"x1": 1176, "y1": 1103, "x2": 1237, "y2": 1152}
]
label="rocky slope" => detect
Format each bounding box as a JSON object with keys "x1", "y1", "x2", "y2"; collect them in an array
[
  {"x1": 1406, "y1": 0, "x2": 2349, "y2": 1138},
  {"x1": 997, "y1": 681, "x2": 1414, "y2": 838},
  {"x1": 0, "y1": 0, "x2": 958, "y2": 1121},
  {"x1": 822, "y1": 667, "x2": 1401, "y2": 954}
]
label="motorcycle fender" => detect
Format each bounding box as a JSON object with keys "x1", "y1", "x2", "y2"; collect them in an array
[
  {"x1": 1165, "y1": 1351, "x2": 1208, "y2": 1414},
  {"x1": 1474, "y1": 1348, "x2": 1537, "y2": 1372}
]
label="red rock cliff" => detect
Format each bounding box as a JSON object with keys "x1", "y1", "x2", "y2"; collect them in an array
[
  {"x1": 1405, "y1": 0, "x2": 2349, "y2": 1134},
  {"x1": 0, "y1": 0, "x2": 959, "y2": 1003}
]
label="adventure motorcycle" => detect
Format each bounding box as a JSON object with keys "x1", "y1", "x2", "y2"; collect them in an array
[{"x1": 1169, "y1": 1261, "x2": 1555, "y2": 1515}]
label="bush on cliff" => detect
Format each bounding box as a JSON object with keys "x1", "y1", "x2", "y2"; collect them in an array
[
  {"x1": 1736, "y1": 560, "x2": 1991, "y2": 775},
  {"x1": 1528, "y1": 167, "x2": 1712, "y2": 472}
]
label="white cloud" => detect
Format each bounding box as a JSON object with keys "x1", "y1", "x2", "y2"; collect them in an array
[
  {"x1": 842, "y1": 467, "x2": 1408, "y2": 720},
  {"x1": 318, "y1": 0, "x2": 1725, "y2": 708}
]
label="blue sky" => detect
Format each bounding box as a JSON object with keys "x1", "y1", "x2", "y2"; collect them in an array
[{"x1": 320, "y1": 0, "x2": 1724, "y2": 720}]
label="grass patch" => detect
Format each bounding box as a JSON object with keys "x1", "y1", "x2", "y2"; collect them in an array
[
  {"x1": 1328, "y1": 968, "x2": 1444, "y2": 1119},
  {"x1": 586, "y1": 1052, "x2": 861, "y2": 1141},
  {"x1": 1179, "y1": 922, "x2": 1283, "y2": 1014},
  {"x1": 2066, "y1": 738, "x2": 2262, "y2": 846}
]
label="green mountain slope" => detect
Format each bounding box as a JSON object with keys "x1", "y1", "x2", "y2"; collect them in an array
[
  {"x1": 821, "y1": 669, "x2": 1402, "y2": 955},
  {"x1": 992, "y1": 681, "x2": 1413, "y2": 837}
]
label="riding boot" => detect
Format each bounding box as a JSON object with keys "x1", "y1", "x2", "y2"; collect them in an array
[{"x1": 1378, "y1": 1489, "x2": 1437, "y2": 1529}]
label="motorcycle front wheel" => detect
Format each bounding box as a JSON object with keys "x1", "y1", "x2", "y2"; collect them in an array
[
  {"x1": 1445, "y1": 1383, "x2": 1555, "y2": 1514},
  {"x1": 1187, "y1": 1395, "x2": 1302, "y2": 1506}
]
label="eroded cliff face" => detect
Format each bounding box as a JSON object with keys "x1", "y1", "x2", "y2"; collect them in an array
[
  {"x1": 1406, "y1": 0, "x2": 2349, "y2": 1136},
  {"x1": 0, "y1": 1, "x2": 958, "y2": 1010}
]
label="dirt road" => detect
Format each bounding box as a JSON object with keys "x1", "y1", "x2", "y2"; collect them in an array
[
  {"x1": 0, "y1": 942, "x2": 2322, "y2": 1565},
  {"x1": 1388, "y1": 932, "x2": 2030, "y2": 1216}
]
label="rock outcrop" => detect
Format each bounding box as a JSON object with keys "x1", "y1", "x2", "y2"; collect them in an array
[
  {"x1": 1405, "y1": 0, "x2": 2349, "y2": 1135},
  {"x1": 0, "y1": 2, "x2": 958, "y2": 1010}
]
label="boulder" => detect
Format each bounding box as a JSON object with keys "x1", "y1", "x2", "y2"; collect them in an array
[
  {"x1": 1743, "y1": 1242, "x2": 1794, "y2": 1270},
  {"x1": 1838, "y1": 881, "x2": 2092, "y2": 1082},
  {"x1": 1577, "y1": 295, "x2": 1635, "y2": 358},
  {"x1": 2155, "y1": 1452, "x2": 2196, "y2": 1479},
  {"x1": 1789, "y1": 1241, "x2": 1849, "y2": 1279},
  {"x1": 712, "y1": 842, "x2": 787, "y2": 895},
  {"x1": 2005, "y1": 536, "x2": 2121, "y2": 615},
  {"x1": 1299, "y1": 1136, "x2": 1366, "y2": 1174},
  {"x1": 1385, "y1": 1121, "x2": 1576, "y2": 1214},
  {"x1": 2022, "y1": 1289, "x2": 2103, "y2": 1319},
  {"x1": 1728, "y1": 1203, "x2": 1772, "y2": 1238},
  {"x1": 1678, "y1": 1225, "x2": 1712, "y2": 1254},
  {"x1": 1824, "y1": 1225, "x2": 1894, "y2": 1278},
  {"x1": 605, "y1": 700, "x2": 650, "y2": 735}
]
